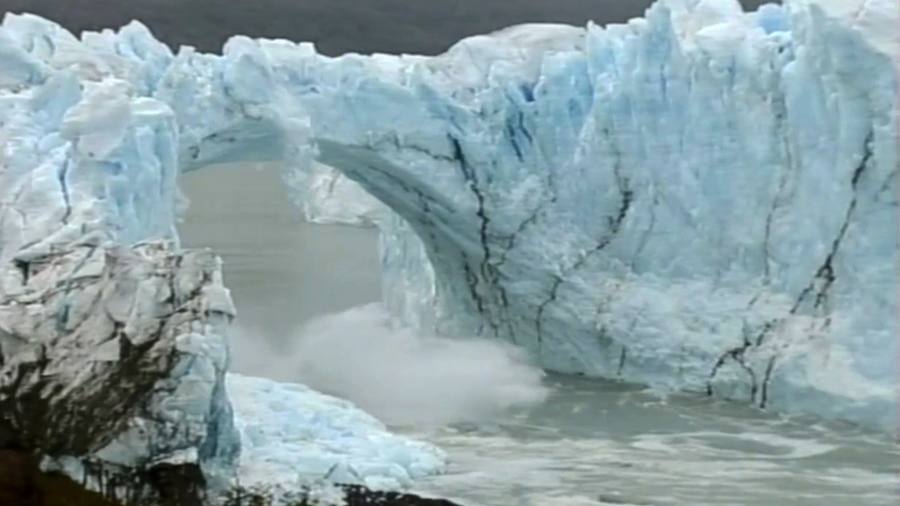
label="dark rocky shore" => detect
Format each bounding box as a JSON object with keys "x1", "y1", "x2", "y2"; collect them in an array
[{"x1": 0, "y1": 450, "x2": 462, "y2": 506}]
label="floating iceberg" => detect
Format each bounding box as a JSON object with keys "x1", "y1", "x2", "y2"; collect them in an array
[
  {"x1": 0, "y1": 0, "x2": 897, "y2": 502},
  {"x1": 229, "y1": 374, "x2": 447, "y2": 492}
]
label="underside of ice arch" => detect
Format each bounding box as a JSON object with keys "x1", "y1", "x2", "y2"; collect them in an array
[{"x1": 0, "y1": 2, "x2": 898, "y2": 499}]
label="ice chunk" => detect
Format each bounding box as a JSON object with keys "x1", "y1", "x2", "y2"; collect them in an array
[
  {"x1": 228, "y1": 373, "x2": 447, "y2": 491},
  {"x1": 284, "y1": 161, "x2": 387, "y2": 226}
]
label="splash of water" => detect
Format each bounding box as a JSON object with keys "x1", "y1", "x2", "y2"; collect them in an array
[{"x1": 230, "y1": 303, "x2": 549, "y2": 427}]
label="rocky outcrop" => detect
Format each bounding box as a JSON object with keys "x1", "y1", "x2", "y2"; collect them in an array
[{"x1": 0, "y1": 241, "x2": 238, "y2": 504}]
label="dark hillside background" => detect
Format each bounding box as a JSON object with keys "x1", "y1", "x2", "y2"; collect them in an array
[{"x1": 0, "y1": 0, "x2": 772, "y2": 56}]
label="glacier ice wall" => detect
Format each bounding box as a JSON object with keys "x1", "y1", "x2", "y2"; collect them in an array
[{"x1": 0, "y1": 0, "x2": 897, "y2": 447}]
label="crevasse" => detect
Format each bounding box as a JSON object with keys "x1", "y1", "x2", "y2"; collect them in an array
[{"x1": 0, "y1": 0, "x2": 897, "y2": 498}]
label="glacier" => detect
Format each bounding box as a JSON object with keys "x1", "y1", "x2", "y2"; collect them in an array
[{"x1": 0, "y1": 0, "x2": 897, "y2": 502}]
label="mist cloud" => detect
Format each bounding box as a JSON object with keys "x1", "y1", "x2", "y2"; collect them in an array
[{"x1": 230, "y1": 303, "x2": 549, "y2": 428}]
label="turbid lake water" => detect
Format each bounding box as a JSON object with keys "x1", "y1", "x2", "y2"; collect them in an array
[{"x1": 181, "y1": 164, "x2": 900, "y2": 506}]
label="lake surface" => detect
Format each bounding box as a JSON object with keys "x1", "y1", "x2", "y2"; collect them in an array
[{"x1": 181, "y1": 164, "x2": 900, "y2": 506}]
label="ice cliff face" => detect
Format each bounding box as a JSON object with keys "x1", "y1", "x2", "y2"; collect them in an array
[
  {"x1": 0, "y1": 0, "x2": 897, "y2": 498},
  {"x1": 1, "y1": 242, "x2": 238, "y2": 503}
]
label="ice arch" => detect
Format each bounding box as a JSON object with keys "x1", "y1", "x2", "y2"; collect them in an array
[
  {"x1": 0, "y1": 0, "x2": 897, "y2": 450},
  {"x1": 166, "y1": 0, "x2": 899, "y2": 431}
]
